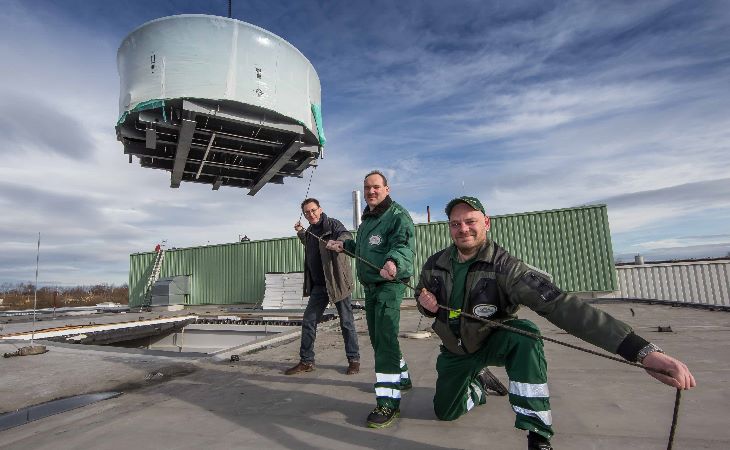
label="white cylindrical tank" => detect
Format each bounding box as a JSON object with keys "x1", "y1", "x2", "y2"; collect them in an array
[
  {"x1": 117, "y1": 14, "x2": 323, "y2": 144},
  {"x1": 116, "y1": 15, "x2": 325, "y2": 194}
]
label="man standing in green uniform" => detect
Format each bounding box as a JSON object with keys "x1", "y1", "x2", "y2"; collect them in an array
[
  {"x1": 416, "y1": 196, "x2": 696, "y2": 450},
  {"x1": 327, "y1": 170, "x2": 415, "y2": 428}
]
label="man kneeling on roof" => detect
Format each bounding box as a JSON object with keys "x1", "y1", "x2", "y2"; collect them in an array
[{"x1": 416, "y1": 196, "x2": 696, "y2": 450}]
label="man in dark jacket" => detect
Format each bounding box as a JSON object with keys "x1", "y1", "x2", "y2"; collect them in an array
[
  {"x1": 284, "y1": 198, "x2": 360, "y2": 376},
  {"x1": 327, "y1": 170, "x2": 415, "y2": 429},
  {"x1": 416, "y1": 196, "x2": 696, "y2": 450}
]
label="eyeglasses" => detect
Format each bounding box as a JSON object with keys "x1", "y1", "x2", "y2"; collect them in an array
[{"x1": 303, "y1": 207, "x2": 320, "y2": 216}]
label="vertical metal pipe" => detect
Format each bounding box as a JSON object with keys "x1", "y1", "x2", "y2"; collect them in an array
[
  {"x1": 31, "y1": 232, "x2": 40, "y2": 346},
  {"x1": 427, "y1": 205, "x2": 431, "y2": 223},
  {"x1": 352, "y1": 190, "x2": 362, "y2": 229}
]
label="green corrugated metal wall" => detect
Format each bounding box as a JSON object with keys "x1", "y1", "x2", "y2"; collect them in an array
[{"x1": 129, "y1": 204, "x2": 616, "y2": 306}]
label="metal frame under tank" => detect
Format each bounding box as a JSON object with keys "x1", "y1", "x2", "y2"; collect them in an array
[{"x1": 116, "y1": 98, "x2": 321, "y2": 194}]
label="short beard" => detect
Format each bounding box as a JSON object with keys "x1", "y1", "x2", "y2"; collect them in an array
[{"x1": 454, "y1": 236, "x2": 486, "y2": 255}]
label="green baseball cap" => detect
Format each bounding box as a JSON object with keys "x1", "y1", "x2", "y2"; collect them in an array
[{"x1": 445, "y1": 196, "x2": 485, "y2": 217}]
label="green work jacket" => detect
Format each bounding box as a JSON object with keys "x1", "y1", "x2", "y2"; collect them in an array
[
  {"x1": 416, "y1": 240, "x2": 635, "y2": 356},
  {"x1": 344, "y1": 196, "x2": 415, "y2": 285}
]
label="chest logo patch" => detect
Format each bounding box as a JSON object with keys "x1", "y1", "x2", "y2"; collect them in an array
[
  {"x1": 368, "y1": 234, "x2": 382, "y2": 246},
  {"x1": 473, "y1": 304, "x2": 498, "y2": 318}
]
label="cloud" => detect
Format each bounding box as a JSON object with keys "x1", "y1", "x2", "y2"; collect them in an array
[
  {"x1": 636, "y1": 234, "x2": 730, "y2": 250},
  {"x1": 0, "y1": 92, "x2": 94, "y2": 159},
  {"x1": 0, "y1": 0, "x2": 729, "y2": 285},
  {"x1": 594, "y1": 178, "x2": 730, "y2": 210}
]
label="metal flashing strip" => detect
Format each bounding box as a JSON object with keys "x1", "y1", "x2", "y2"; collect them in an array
[
  {"x1": 0, "y1": 316, "x2": 199, "y2": 341},
  {"x1": 209, "y1": 315, "x2": 336, "y2": 361},
  {"x1": 590, "y1": 297, "x2": 730, "y2": 312}
]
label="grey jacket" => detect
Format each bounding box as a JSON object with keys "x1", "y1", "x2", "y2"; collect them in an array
[{"x1": 297, "y1": 215, "x2": 355, "y2": 302}]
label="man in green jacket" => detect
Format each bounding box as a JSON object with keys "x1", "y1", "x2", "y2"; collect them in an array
[
  {"x1": 416, "y1": 196, "x2": 696, "y2": 450},
  {"x1": 327, "y1": 170, "x2": 415, "y2": 428}
]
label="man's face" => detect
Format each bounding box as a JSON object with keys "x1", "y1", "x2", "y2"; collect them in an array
[
  {"x1": 364, "y1": 174, "x2": 390, "y2": 209},
  {"x1": 302, "y1": 201, "x2": 322, "y2": 225},
  {"x1": 448, "y1": 203, "x2": 490, "y2": 253}
]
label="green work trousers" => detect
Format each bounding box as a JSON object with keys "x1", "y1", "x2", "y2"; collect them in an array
[
  {"x1": 364, "y1": 282, "x2": 411, "y2": 409},
  {"x1": 434, "y1": 319, "x2": 553, "y2": 439}
]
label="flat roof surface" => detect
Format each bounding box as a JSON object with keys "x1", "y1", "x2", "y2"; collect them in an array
[{"x1": 1, "y1": 301, "x2": 728, "y2": 449}]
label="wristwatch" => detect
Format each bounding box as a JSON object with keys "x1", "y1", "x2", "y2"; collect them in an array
[{"x1": 636, "y1": 342, "x2": 664, "y2": 364}]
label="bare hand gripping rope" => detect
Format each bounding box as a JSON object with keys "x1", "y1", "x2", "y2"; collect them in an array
[{"x1": 304, "y1": 228, "x2": 683, "y2": 450}]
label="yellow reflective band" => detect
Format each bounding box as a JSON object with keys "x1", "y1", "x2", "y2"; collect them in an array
[{"x1": 449, "y1": 309, "x2": 461, "y2": 319}]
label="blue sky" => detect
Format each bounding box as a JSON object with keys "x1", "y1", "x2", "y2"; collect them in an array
[{"x1": 1, "y1": 0, "x2": 729, "y2": 285}]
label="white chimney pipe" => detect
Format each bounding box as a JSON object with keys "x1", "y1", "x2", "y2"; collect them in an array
[{"x1": 352, "y1": 190, "x2": 362, "y2": 229}]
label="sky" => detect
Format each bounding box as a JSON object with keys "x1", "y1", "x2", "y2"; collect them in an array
[{"x1": 1, "y1": 0, "x2": 729, "y2": 286}]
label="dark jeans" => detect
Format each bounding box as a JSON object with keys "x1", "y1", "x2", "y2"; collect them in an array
[{"x1": 300, "y1": 285, "x2": 360, "y2": 363}]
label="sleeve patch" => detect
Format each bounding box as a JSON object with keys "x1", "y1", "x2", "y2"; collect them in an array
[{"x1": 521, "y1": 271, "x2": 562, "y2": 303}]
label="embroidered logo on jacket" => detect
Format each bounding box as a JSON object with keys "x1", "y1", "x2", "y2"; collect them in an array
[
  {"x1": 473, "y1": 304, "x2": 498, "y2": 318},
  {"x1": 368, "y1": 234, "x2": 382, "y2": 246}
]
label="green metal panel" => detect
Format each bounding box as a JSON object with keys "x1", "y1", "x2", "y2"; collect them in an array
[
  {"x1": 488, "y1": 205, "x2": 617, "y2": 293},
  {"x1": 130, "y1": 238, "x2": 304, "y2": 307},
  {"x1": 129, "y1": 204, "x2": 616, "y2": 306}
]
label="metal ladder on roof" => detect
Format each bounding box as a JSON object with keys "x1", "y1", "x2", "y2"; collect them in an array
[{"x1": 142, "y1": 249, "x2": 165, "y2": 309}]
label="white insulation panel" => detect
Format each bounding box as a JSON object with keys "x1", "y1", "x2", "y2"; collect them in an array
[{"x1": 262, "y1": 272, "x2": 307, "y2": 310}]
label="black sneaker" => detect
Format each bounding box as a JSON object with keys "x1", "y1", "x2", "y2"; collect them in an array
[
  {"x1": 366, "y1": 405, "x2": 400, "y2": 428},
  {"x1": 477, "y1": 367, "x2": 508, "y2": 396},
  {"x1": 527, "y1": 431, "x2": 553, "y2": 450}
]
